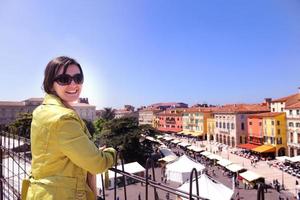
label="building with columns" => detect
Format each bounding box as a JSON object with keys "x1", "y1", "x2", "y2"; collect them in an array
[
  {"x1": 214, "y1": 104, "x2": 269, "y2": 148},
  {"x1": 0, "y1": 97, "x2": 96, "y2": 126}
]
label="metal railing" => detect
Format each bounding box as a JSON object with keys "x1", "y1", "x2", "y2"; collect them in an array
[
  {"x1": 1, "y1": 130, "x2": 266, "y2": 200},
  {"x1": 0, "y1": 130, "x2": 31, "y2": 200}
]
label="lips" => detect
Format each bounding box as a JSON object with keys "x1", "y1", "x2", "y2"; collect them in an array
[{"x1": 66, "y1": 90, "x2": 78, "y2": 95}]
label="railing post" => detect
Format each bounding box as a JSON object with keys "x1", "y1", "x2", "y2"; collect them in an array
[
  {"x1": 0, "y1": 131, "x2": 3, "y2": 200},
  {"x1": 257, "y1": 183, "x2": 265, "y2": 200},
  {"x1": 189, "y1": 168, "x2": 199, "y2": 200}
]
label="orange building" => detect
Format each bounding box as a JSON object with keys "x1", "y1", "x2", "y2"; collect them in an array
[
  {"x1": 155, "y1": 109, "x2": 184, "y2": 133},
  {"x1": 247, "y1": 116, "x2": 264, "y2": 146}
]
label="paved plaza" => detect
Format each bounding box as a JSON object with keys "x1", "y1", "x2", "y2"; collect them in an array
[{"x1": 101, "y1": 139, "x2": 299, "y2": 200}]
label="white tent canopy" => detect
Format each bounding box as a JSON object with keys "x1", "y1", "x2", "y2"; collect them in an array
[
  {"x1": 206, "y1": 154, "x2": 222, "y2": 161},
  {"x1": 158, "y1": 155, "x2": 178, "y2": 163},
  {"x1": 286, "y1": 156, "x2": 300, "y2": 163},
  {"x1": 200, "y1": 151, "x2": 211, "y2": 157},
  {"x1": 178, "y1": 142, "x2": 191, "y2": 148},
  {"x1": 217, "y1": 159, "x2": 232, "y2": 167},
  {"x1": 187, "y1": 145, "x2": 204, "y2": 152},
  {"x1": 159, "y1": 147, "x2": 176, "y2": 157},
  {"x1": 177, "y1": 174, "x2": 234, "y2": 200},
  {"x1": 171, "y1": 139, "x2": 181, "y2": 144},
  {"x1": 275, "y1": 156, "x2": 290, "y2": 162},
  {"x1": 96, "y1": 162, "x2": 145, "y2": 189},
  {"x1": 225, "y1": 163, "x2": 245, "y2": 173},
  {"x1": 239, "y1": 170, "x2": 263, "y2": 182},
  {"x1": 166, "y1": 155, "x2": 205, "y2": 183}
]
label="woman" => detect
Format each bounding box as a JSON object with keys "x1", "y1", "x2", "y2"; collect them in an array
[{"x1": 24, "y1": 56, "x2": 116, "y2": 200}]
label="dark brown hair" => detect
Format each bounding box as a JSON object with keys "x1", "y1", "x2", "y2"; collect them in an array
[{"x1": 43, "y1": 56, "x2": 84, "y2": 95}]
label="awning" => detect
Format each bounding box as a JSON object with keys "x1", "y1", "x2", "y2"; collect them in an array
[
  {"x1": 171, "y1": 139, "x2": 181, "y2": 144},
  {"x1": 225, "y1": 164, "x2": 245, "y2": 173},
  {"x1": 163, "y1": 137, "x2": 174, "y2": 141},
  {"x1": 239, "y1": 170, "x2": 263, "y2": 182},
  {"x1": 237, "y1": 143, "x2": 259, "y2": 150},
  {"x1": 156, "y1": 135, "x2": 163, "y2": 139},
  {"x1": 200, "y1": 151, "x2": 212, "y2": 157},
  {"x1": 252, "y1": 145, "x2": 276, "y2": 153},
  {"x1": 207, "y1": 154, "x2": 223, "y2": 161},
  {"x1": 178, "y1": 142, "x2": 191, "y2": 148},
  {"x1": 158, "y1": 155, "x2": 178, "y2": 163},
  {"x1": 286, "y1": 156, "x2": 300, "y2": 163},
  {"x1": 217, "y1": 159, "x2": 232, "y2": 167},
  {"x1": 187, "y1": 145, "x2": 204, "y2": 152},
  {"x1": 275, "y1": 156, "x2": 290, "y2": 162}
]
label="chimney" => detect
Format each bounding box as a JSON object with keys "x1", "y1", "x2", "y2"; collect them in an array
[{"x1": 264, "y1": 98, "x2": 272, "y2": 108}]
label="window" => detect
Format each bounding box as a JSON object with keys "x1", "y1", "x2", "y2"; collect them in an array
[
  {"x1": 241, "y1": 122, "x2": 244, "y2": 130},
  {"x1": 219, "y1": 122, "x2": 221, "y2": 128},
  {"x1": 270, "y1": 137, "x2": 274, "y2": 144},
  {"x1": 271, "y1": 121, "x2": 275, "y2": 126},
  {"x1": 289, "y1": 110, "x2": 293, "y2": 115},
  {"x1": 290, "y1": 132, "x2": 293, "y2": 143},
  {"x1": 231, "y1": 123, "x2": 234, "y2": 129},
  {"x1": 278, "y1": 129, "x2": 280, "y2": 135},
  {"x1": 281, "y1": 108, "x2": 284, "y2": 112},
  {"x1": 227, "y1": 123, "x2": 230, "y2": 129},
  {"x1": 216, "y1": 122, "x2": 218, "y2": 127},
  {"x1": 277, "y1": 121, "x2": 280, "y2": 126},
  {"x1": 240, "y1": 136, "x2": 243, "y2": 143},
  {"x1": 223, "y1": 122, "x2": 226, "y2": 129},
  {"x1": 264, "y1": 136, "x2": 268, "y2": 143},
  {"x1": 249, "y1": 121, "x2": 252, "y2": 125},
  {"x1": 272, "y1": 108, "x2": 275, "y2": 112},
  {"x1": 277, "y1": 137, "x2": 282, "y2": 144},
  {"x1": 297, "y1": 110, "x2": 300, "y2": 115},
  {"x1": 296, "y1": 123, "x2": 300, "y2": 127},
  {"x1": 289, "y1": 122, "x2": 294, "y2": 127},
  {"x1": 298, "y1": 133, "x2": 300, "y2": 144},
  {"x1": 259, "y1": 122, "x2": 262, "y2": 126}
]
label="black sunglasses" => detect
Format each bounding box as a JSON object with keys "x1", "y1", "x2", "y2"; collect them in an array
[{"x1": 54, "y1": 73, "x2": 84, "y2": 86}]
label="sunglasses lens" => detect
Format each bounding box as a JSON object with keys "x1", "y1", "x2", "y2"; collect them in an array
[
  {"x1": 56, "y1": 75, "x2": 71, "y2": 85},
  {"x1": 54, "y1": 74, "x2": 83, "y2": 85},
  {"x1": 73, "y1": 74, "x2": 83, "y2": 84}
]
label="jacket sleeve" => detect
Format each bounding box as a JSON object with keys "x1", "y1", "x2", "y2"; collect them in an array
[{"x1": 56, "y1": 115, "x2": 114, "y2": 174}]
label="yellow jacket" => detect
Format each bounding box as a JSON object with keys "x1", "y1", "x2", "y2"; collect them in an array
[{"x1": 25, "y1": 94, "x2": 115, "y2": 200}]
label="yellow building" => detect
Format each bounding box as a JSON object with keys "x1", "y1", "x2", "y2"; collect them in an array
[
  {"x1": 181, "y1": 108, "x2": 214, "y2": 140},
  {"x1": 207, "y1": 118, "x2": 215, "y2": 142},
  {"x1": 251, "y1": 112, "x2": 287, "y2": 156}
]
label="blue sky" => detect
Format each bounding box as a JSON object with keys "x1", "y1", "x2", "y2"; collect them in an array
[{"x1": 0, "y1": 0, "x2": 299, "y2": 109}]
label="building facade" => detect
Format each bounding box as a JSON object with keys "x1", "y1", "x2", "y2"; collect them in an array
[
  {"x1": 181, "y1": 108, "x2": 214, "y2": 140},
  {"x1": 286, "y1": 102, "x2": 300, "y2": 156},
  {"x1": 0, "y1": 97, "x2": 96, "y2": 125},
  {"x1": 248, "y1": 112, "x2": 287, "y2": 156},
  {"x1": 214, "y1": 104, "x2": 269, "y2": 148},
  {"x1": 270, "y1": 88, "x2": 300, "y2": 157},
  {"x1": 139, "y1": 102, "x2": 188, "y2": 126},
  {"x1": 155, "y1": 109, "x2": 183, "y2": 133},
  {"x1": 115, "y1": 105, "x2": 138, "y2": 119}
]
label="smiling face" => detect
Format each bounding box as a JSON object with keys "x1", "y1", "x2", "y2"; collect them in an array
[{"x1": 52, "y1": 64, "x2": 83, "y2": 104}]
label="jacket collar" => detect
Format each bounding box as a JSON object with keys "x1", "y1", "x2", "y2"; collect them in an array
[{"x1": 42, "y1": 94, "x2": 65, "y2": 107}]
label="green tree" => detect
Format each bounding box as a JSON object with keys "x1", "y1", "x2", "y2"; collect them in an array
[
  {"x1": 82, "y1": 119, "x2": 96, "y2": 138},
  {"x1": 98, "y1": 117, "x2": 149, "y2": 164},
  {"x1": 100, "y1": 107, "x2": 115, "y2": 121},
  {"x1": 8, "y1": 113, "x2": 32, "y2": 138}
]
